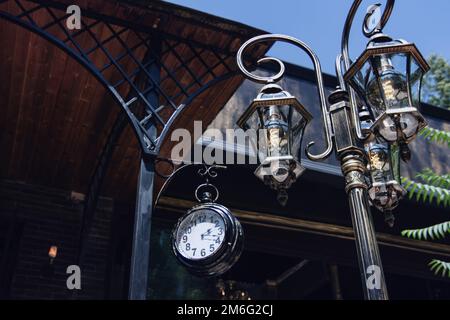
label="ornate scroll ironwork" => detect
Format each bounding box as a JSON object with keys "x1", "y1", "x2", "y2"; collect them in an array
[{"x1": 235, "y1": 33, "x2": 334, "y2": 161}]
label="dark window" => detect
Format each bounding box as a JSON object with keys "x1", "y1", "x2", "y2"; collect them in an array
[{"x1": 0, "y1": 214, "x2": 23, "y2": 299}]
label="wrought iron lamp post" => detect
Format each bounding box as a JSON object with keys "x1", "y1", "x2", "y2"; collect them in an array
[{"x1": 236, "y1": 0, "x2": 429, "y2": 300}]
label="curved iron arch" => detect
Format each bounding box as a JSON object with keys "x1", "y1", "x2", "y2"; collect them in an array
[
  {"x1": 156, "y1": 71, "x2": 240, "y2": 153},
  {"x1": 0, "y1": 0, "x2": 239, "y2": 157},
  {"x1": 0, "y1": 7, "x2": 152, "y2": 152}
]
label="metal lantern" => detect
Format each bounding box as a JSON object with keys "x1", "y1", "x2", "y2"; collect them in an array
[
  {"x1": 237, "y1": 83, "x2": 312, "y2": 206},
  {"x1": 344, "y1": 33, "x2": 430, "y2": 144},
  {"x1": 365, "y1": 139, "x2": 405, "y2": 225}
]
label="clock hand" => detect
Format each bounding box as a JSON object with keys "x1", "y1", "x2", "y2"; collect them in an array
[
  {"x1": 201, "y1": 228, "x2": 212, "y2": 237},
  {"x1": 202, "y1": 234, "x2": 220, "y2": 241},
  {"x1": 201, "y1": 227, "x2": 221, "y2": 240},
  {"x1": 201, "y1": 228, "x2": 211, "y2": 240}
]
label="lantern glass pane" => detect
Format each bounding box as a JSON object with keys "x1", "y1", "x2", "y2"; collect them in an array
[
  {"x1": 290, "y1": 117, "x2": 307, "y2": 161},
  {"x1": 351, "y1": 61, "x2": 380, "y2": 115},
  {"x1": 252, "y1": 102, "x2": 306, "y2": 163},
  {"x1": 409, "y1": 57, "x2": 424, "y2": 107},
  {"x1": 255, "y1": 104, "x2": 306, "y2": 185},
  {"x1": 348, "y1": 50, "x2": 427, "y2": 143},
  {"x1": 366, "y1": 141, "x2": 403, "y2": 211},
  {"x1": 262, "y1": 105, "x2": 290, "y2": 159},
  {"x1": 390, "y1": 143, "x2": 401, "y2": 182},
  {"x1": 242, "y1": 109, "x2": 264, "y2": 161},
  {"x1": 367, "y1": 143, "x2": 391, "y2": 185},
  {"x1": 366, "y1": 53, "x2": 410, "y2": 113}
]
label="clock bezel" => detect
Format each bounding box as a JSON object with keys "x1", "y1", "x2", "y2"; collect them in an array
[
  {"x1": 174, "y1": 205, "x2": 229, "y2": 262},
  {"x1": 172, "y1": 203, "x2": 243, "y2": 277}
]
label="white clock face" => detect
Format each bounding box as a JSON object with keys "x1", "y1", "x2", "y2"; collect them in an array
[{"x1": 176, "y1": 209, "x2": 226, "y2": 260}]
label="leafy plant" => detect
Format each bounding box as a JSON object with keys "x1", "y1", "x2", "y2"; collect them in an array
[
  {"x1": 401, "y1": 171, "x2": 450, "y2": 207},
  {"x1": 401, "y1": 123, "x2": 449, "y2": 277},
  {"x1": 402, "y1": 221, "x2": 450, "y2": 240},
  {"x1": 418, "y1": 127, "x2": 450, "y2": 148},
  {"x1": 429, "y1": 259, "x2": 450, "y2": 278},
  {"x1": 415, "y1": 169, "x2": 450, "y2": 189},
  {"x1": 422, "y1": 54, "x2": 450, "y2": 109}
]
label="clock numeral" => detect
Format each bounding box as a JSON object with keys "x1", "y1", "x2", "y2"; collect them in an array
[
  {"x1": 182, "y1": 235, "x2": 187, "y2": 243},
  {"x1": 201, "y1": 249, "x2": 206, "y2": 257},
  {"x1": 192, "y1": 248, "x2": 197, "y2": 256},
  {"x1": 210, "y1": 244, "x2": 215, "y2": 252},
  {"x1": 187, "y1": 227, "x2": 191, "y2": 234},
  {"x1": 214, "y1": 220, "x2": 220, "y2": 228},
  {"x1": 218, "y1": 228, "x2": 223, "y2": 236},
  {"x1": 186, "y1": 243, "x2": 190, "y2": 251},
  {"x1": 215, "y1": 238, "x2": 221, "y2": 244}
]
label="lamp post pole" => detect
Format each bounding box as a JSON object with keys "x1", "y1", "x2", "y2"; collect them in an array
[
  {"x1": 328, "y1": 87, "x2": 389, "y2": 300},
  {"x1": 348, "y1": 176, "x2": 389, "y2": 299},
  {"x1": 342, "y1": 151, "x2": 389, "y2": 300},
  {"x1": 333, "y1": 0, "x2": 396, "y2": 299}
]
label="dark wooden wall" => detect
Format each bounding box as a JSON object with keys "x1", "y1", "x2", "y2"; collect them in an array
[{"x1": 0, "y1": 180, "x2": 117, "y2": 299}]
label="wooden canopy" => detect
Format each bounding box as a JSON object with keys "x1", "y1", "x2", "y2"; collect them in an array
[{"x1": 0, "y1": 0, "x2": 269, "y2": 202}]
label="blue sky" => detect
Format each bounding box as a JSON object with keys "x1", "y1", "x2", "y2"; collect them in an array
[{"x1": 165, "y1": 0, "x2": 450, "y2": 75}]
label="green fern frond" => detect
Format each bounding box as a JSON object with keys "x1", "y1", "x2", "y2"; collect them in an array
[
  {"x1": 418, "y1": 127, "x2": 450, "y2": 148},
  {"x1": 415, "y1": 169, "x2": 450, "y2": 189},
  {"x1": 429, "y1": 259, "x2": 450, "y2": 278},
  {"x1": 401, "y1": 221, "x2": 450, "y2": 241},
  {"x1": 401, "y1": 177, "x2": 450, "y2": 207}
]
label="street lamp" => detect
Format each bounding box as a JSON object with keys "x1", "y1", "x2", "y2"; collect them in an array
[
  {"x1": 344, "y1": 32, "x2": 430, "y2": 146},
  {"x1": 235, "y1": 0, "x2": 428, "y2": 300},
  {"x1": 236, "y1": 83, "x2": 312, "y2": 206}
]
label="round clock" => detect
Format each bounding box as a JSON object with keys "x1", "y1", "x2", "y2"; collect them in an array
[{"x1": 172, "y1": 202, "x2": 244, "y2": 277}]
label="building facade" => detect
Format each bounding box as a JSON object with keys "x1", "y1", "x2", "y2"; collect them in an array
[{"x1": 0, "y1": 0, "x2": 449, "y2": 300}]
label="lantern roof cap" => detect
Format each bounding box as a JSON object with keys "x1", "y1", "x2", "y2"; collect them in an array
[
  {"x1": 344, "y1": 35, "x2": 430, "y2": 83},
  {"x1": 259, "y1": 83, "x2": 284, "y2": 95},
  {"x1": 366, "y1": 32, "x2": 396, "y2": 46},
  {"x1": 236, "y1": 84, "x2": 313, "y2": 129}
]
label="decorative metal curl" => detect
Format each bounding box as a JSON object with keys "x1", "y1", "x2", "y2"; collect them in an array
[
  {"x1": 363, "y1": 3, "x2": 383, "y2": 37},
  {"x1": 236, "y1": 41, "x2": 285, "y2": 84},
  {"x1": 236, "y1": 34, "x2": 333, "y2": 161},
  {"x1": 342, "y1": 0, "x2": 395, "y2": 70},
  {"x1": 194, "y1": 183, "x2": 220, "y2": 203},
  {"x1": 197, "y1": 164, "x2": 226, "y2": 179},
  {"x1": 154, "y1": 163, "x2": 226, "y2": 208},
  {"x1": 195, "y1": 164, "x2": 226, "y2": 202},
  {"x1": 340, "y1": 0, "x2": 395, "y2": 141}
]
